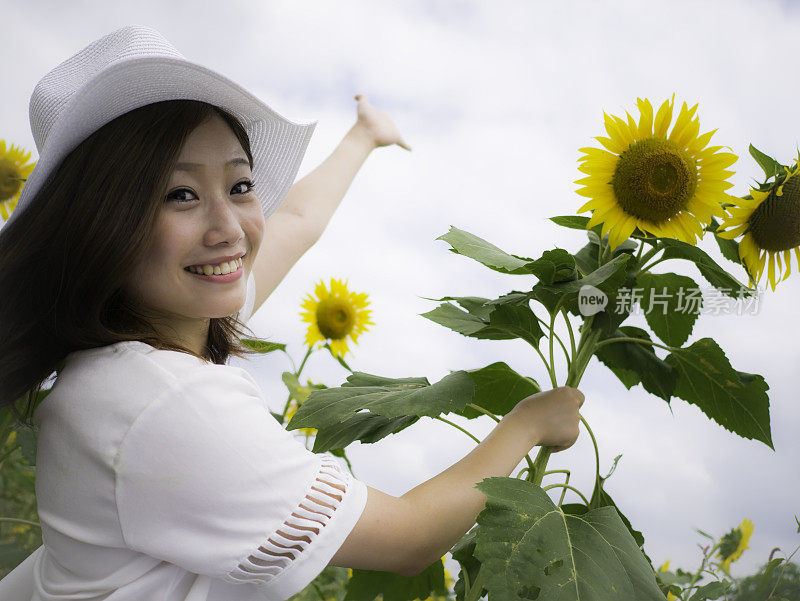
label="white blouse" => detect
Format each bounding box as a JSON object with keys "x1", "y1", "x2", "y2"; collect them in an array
[{"x1": 0, "y1": 272, "x2": 368, "y2": 601}]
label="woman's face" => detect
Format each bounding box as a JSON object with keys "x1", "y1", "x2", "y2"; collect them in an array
[{"x1": 124, "y1": 113, "x2": 264, "y2": 340}]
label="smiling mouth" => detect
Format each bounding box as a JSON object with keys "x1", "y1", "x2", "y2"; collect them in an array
[{"x1": 184, "y1": 254, "x2": 245, "y2": 276}]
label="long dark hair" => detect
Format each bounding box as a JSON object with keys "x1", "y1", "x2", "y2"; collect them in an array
[{"x1": 0, "y1": 100, "x2": 271, "y2": 428}]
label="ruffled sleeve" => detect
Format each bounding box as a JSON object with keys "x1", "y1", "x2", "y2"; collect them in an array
[{"x1": 114, "y1": 364, "x2": 367, "y2": 600}]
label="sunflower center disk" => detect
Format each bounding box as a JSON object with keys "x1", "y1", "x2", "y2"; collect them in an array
[
  {"x1": 747, "y1": 174, "x2": 800, "y2": 251},
  {"x1": 612, "y1": 138, "x2": 698, "y2": 223},
  {"x1": 316, "y1": 298, "x2": 355, "y2": 339},
  {"x1": 0, "y1": 158, "x2": 22, "y2": 201}
]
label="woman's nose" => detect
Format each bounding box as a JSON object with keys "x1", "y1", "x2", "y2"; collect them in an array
[{"x1": 204, "y1": 196, "x2": 245, "y2": 246}]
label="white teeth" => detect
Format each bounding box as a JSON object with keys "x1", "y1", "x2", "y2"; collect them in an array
[{"x1": 189, "y1": 257, "x2": 243, "y2": 276}]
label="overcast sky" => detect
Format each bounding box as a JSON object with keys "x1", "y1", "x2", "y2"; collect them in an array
[{"x1": 3, "y1": 0, "x2": 799, "y2": 582}]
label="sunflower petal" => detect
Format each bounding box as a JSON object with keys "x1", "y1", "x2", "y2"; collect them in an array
[
  {"x1": 593, "y1": 135, "x2": 626, "y2": 155},
  {"x1": 636, "y1": 98, "x2": 654, "y2": 138},
  {"x1": 687, "y1": 128, "x2": 717, "y2": 155},
  {"x1": 653, "y1": 94, "x2": 675, "y2": 138}
]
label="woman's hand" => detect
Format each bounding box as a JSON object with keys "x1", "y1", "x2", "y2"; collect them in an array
[
  {"x1": 353, "y1": 94, "x2": 411, "y2": 152},
  {"x1": 509, "y1": 386, "x2": 585, "y2": 452}
]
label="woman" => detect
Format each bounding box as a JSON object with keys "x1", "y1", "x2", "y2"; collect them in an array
[{"x1": 0, "y1": 25, "x2": 584, "y2": 601}]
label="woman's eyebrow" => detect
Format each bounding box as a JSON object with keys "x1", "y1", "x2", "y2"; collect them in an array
[{"x1": 174, "y1": 157, "x2": 250, "y2": 171}]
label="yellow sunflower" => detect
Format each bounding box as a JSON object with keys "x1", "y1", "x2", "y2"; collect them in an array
[
  {"x1": 575, "y1": 95, "x2": 736, "y2": 251},
  {"x1": 300, "y1": 278, "x2": 373, "y2": 359},
  {"x1": 717, "y1": 518, "x2": 754, "y2": 572},
  {"x1": 716, "y1": 153, "x2": 800, "y2": 291},
  {"x1": 0, "y1": 139, "x2": 36, "y2": 221}
]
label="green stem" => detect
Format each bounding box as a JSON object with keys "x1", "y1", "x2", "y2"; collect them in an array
[
  {"x1": 561, "y1": 308, "x2": 576, "y2": 359},
  {"x1": 280, "y1": 393, "x2": 293, "y2": 423},
  {"x1": 0, "y1": 517, "x2": 41, "y2": 529},
  {"x1": 536, "y1": 315, "x2": 571, "y2": 369},
  {"x1": 581, "y1": 415, "x2": 600, "y2": 486},
  {"x1": 594, "y1": 336, "x2": 677, "y2": 353},
  {"x1": 281, "y1": 346, "x2": 315, "y2": 423},
  {"x1": 638, "y1": 256, "x2": 668, "y2": 275},
  {"x1": 530, "y1": 316, "x2": 599, "y2": 486},
  {"x1": 543, "y1": 469, "x2": 572, "y2": 506},
  {"x1": 296, "y1": 345, "x2": 313, "y2": 378},
  {"x1": 465, "y1": 566, "x2": 484, "y2": 601},
  {"x1": 541, "y1": 483, "x2": 590, "y2": 506},
  {"x1": 531, "y1": 343, "x2": 557, "y2": 389},
  {"x1": 433, "y1": 415, "x2": 480, "y2": 444},
  {"x1": 324, "y1": 343, "x2": 353, "y2": 372},
  {"x1": 635, "y1": 240, "x2": 645, "y2": 264},
  {"x1": 466, "y1": 404, "x2": 500, "y2": 422},
  {"x1": 548, "y1": 303, "x2": 561, "y2": 384},
  {"x1": 637, "y1": 242, "x2": 663, "y2": 267}
]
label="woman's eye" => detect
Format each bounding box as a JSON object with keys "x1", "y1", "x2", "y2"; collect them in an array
[
  {"x1": 232, "y1": 179, "x2": 256, "y2": 195},
  {"x1": 166, "y1": 180, "x2": 255, "y2": 203},
  {"x1": 166, "y1": 189, "x2": 198, "y2": 203}
]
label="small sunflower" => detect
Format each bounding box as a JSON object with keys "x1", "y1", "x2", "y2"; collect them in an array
[
  {"x1": 300, "y1": 278, "x2": 373, "y2": 359},
  {"x1": 717, "y1": 153, "x2": 800, "y2": 291},
  {"x1": 575, "y1": 95, "x2": 736, "y2": 251},
  {"x1": 0, "y1": 140, "x2": 36, "y2": 221},
  {"x1": 717, "y1": 518, "x2": 754, "y2": 572}
]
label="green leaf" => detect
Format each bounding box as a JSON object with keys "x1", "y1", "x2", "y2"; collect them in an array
[
  {"x1": 636, "y1": 272, "x2": 702, "y2": 347},
  {"x1": 574, "y1": 241, "x2": 601, "y2": 277},
  {"x1": 487, "y1": 303, "x2": 547, "y2": 347},
  {"x1": 523, "y1": 249, "x2": 578, "y2": 285},
  {"x1": 549, "y1": 215, "x2": 593, "y2": 231},
  {"x1": 749, "y1": 557, "x2": 786, "y2": 599},
  {"x1": 688, "y1": 580, "x2": 729, "y2": 600},
  {"x1": 655, "y1": 238, "x2": 753, "y2": 298},
  {"x1": 594, "y1": 327, "x2": 676, "y2": 402},
  {"x1": 421, "y1": 298, "x2": 545, "y2": 346},
  {"x1": 665, "y1": 338, "x2": 773, "y2": 448},
  {"x1": 420, "y1": 303, "x2": 515, "y2": 340},
  {"x1": 436, "y1": 226, "x2": 537, "y2": 275},
  {"x1": 421, "y1": 295, "x2": 496, "y2": 319},
  {"x1": 345, "y1": 558, "x2": 447, "y2": 601},
  {"x1": 474, "y1": 477, "x2": 665, "y2": 601},
  {"x1": 288, "y1": 371, "x2": 475, "y2": 451},
  {"x1": 436, "y1": 227, "x2": 577, "y2": 283},
  {"x1": 309, "y1": 412, "x2": 420, "y2": 453},
  {"x1": 533, "y1": 254, "x2": 631, "y2": 316},
  {"x1": 749, "y1": 143, "x2": 784, "y2": 181},
  {"x1": 589, "y1": 474, "x2": 646, "y2": 551},
  {"x1": 706, "y1": 217, "x2": 742, "y2": 266},
  {"x1": 452, "y1": 527, "x2": 488, "y2": 601},
  {"x1": 240, "y1": 338, "x2": 287, "y2": 354},
  {"x1": 459, "y1": 362, "x2": 541, "y2": 419}
]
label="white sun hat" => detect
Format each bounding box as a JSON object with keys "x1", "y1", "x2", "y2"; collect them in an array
[{"x1": 1, "y1": 24, "x2": 316, "y2": 233}]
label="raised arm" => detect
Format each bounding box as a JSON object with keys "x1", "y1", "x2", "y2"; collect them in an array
[
  {"x1": 249, "y1": 94, "x2": 410, "y2": 316},
  {"x1": 327, "y1": 386, "x2": 585, "y2": 577}
]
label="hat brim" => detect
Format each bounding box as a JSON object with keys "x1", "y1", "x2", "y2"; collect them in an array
[{"x1": 6, "y1": 55, "x2": 316, "y2": 230}]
